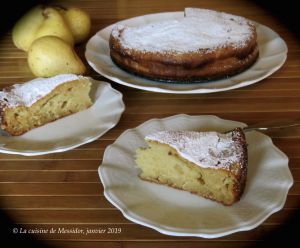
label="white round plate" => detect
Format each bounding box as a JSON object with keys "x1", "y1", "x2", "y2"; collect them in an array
[
  {"x1": 99, "y1": 114, "x2": 293, "y2": 238},
  {"x1": 86, "y1": 12, "x2": 288, "y2": 94},
  {"x1": 0, "y1": 79, "x2": 125, "y2": 156}
]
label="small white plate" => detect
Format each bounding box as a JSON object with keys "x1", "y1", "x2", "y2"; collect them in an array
[
  {"x1": 99, "y1": 114, "x2": 293, "y2": 238},
  {"x1": 0, "y1": 79, "x2": 125, "y2": 156},
  {"x1": 86, "y1": 12, "x2": 288, "y2": 94}
]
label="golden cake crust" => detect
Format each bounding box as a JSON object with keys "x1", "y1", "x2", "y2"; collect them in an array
[
  {"x1": 110, "y1": 32, "x2": 258, "y2": 82},
  {"x1": 109, "y1": 8, "x2": 259, "y2": 82},
  {"x1": 229, "y1": 128, "x2": 248, "y2": 204}
]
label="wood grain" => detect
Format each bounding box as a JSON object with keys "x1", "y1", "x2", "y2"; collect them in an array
[{"x1": 0, "y1": 0, "x2": 299, "y2": 247}]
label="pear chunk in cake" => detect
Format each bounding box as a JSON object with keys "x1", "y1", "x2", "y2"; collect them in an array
[{"x1": 135, "y1": 128, "x2": 247, "y2": 205}]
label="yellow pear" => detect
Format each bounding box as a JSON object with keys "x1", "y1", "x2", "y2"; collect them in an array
[
  {"x1": 61, "y1": 7, "x2": 91, "y2": 44},
  {"x1": 28, "y1": 36, "x2": 86, "y2": 77},
  {"x1": 34, "y1": 7, "x2": 74, "y2": 46},
  {"x1": 12, "y1": 5, "x2": 44, "y2": 51}
]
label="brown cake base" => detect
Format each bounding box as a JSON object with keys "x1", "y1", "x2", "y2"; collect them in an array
[
  {"x1": 110, "y1": 33, "x2": 259, "y2": 83},
  {"x1": 109, "y1": 7, "x2": 260, "y2": 83}
]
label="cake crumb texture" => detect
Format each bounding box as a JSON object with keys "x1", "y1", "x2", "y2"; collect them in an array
[
  {"x1": 0, "y1": 75, "x2": 92, "y2": 135},
  {"x1": 135, "y1": 128, "x2": 247, "y2": 205}
]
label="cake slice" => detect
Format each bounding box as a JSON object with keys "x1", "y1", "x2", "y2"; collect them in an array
[
  {"x1": 0, "y1": 74, "x2": 92, "y2": 136},
  {"x1": 135, "y1": 128, "x2": 247, "y2": 205}
]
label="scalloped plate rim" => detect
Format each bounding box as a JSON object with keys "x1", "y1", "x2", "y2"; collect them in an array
[
  {"x1": 99, "y1": 114, "x2": 293, "y2": 238},
  {"x1": 0, "y1": 80, "x2": 125, "y2": 156},
  {"x1": 85, "y1": 11, "x2": 288, "y2": 94}
]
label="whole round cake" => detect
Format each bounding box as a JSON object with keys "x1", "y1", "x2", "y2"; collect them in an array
[{"x1": 109, "y1": 8, "x2": 259, "y2": 82}]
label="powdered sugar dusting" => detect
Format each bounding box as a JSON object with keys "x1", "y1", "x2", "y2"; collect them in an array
[
  {"x1": 0, "y1": 74, "x2": 81, "y2": 125},
  {"x1": 0, "y1": 74, "x2": 79, "y2": 108},
  {"x1": 146, "y1": 130, "x2": 244, "y2": 170},
  {"x1": 112, "y1": 8, "x2": 253, "y2": 53}
]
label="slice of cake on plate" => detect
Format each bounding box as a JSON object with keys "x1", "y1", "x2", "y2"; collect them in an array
[
  {"x1": 0, "y1": 74, "x2": 92, "y2": 136},
  {"x1": 135, "y1": 128, "x2": 247, "y2": 205}
]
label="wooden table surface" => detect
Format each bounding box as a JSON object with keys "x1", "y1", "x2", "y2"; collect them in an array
[{"x1": 0, "y1": 0, "x2": 299, "y2": 247}]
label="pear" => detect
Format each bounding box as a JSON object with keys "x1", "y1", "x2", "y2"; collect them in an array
[
  {"x1": 28, "y1": 36, "x2": 86, "y2": 77},
  {"x1": 34, "y1": 7, "x2": 74, "y2": 46},
  {"x1": 12, "y1": 5, "x2": 44, "y2": 51},
  {"x1": 61, "y1": 7, "x2": 91, "y2": 44}
]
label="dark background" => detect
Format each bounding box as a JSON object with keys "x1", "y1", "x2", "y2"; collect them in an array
[
  {"x1": 0, "y1": 0, "x2": 299, "y2": 37},
  {"x1": 0, "y1": 0, "x2": 299, "y2": 247}
]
